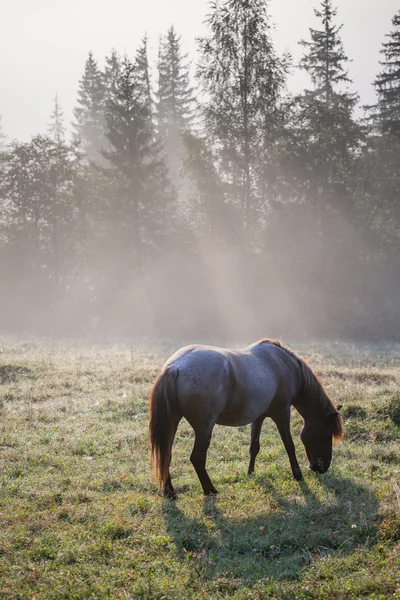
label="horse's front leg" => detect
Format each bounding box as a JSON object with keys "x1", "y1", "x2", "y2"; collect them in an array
[
  {"x1": 271, "y1": 410, "x2": 303, "y2": 481},
  {"x1": 190, "y1": 427, "x2": 218, "y2": 496},
  {"x1": 248, "y1": 416, "x2": 265, "y2": 476}
]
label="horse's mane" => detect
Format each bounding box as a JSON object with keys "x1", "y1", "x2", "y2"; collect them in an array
[
  {"x1": 259, "y1": 338, "x2": 344, "y2": 441},
  {"x1": 300, "y1": 359, "x2": 344, "y2": 441},
  {"x1": 258, "y1": 338, "x2": 297, "y2": 358}
]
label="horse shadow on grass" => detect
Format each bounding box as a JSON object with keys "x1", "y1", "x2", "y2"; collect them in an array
[{"x1": 162, "y1": 473, "x2": 379, "y2": 584}]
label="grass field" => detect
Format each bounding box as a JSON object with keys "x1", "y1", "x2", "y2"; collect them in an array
[{"x1": 0, "y1": 335, "x2": 399, "y2": 599}]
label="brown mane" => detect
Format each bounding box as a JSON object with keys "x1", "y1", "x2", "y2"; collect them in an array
[
  {"x1": 258, "y1": 338, "x2": 304, "y2": 369},
  {"x1": 258, "y1": 338, "x2": 298, "y2": 358},
  {"x1": 259, "y1": 338, "x2": 344, "y2": 442},
  {"x1": 299, "y1": 358, "x2": 344, "y2": 442},
  {"x1": 332, "y1": 413, "x2": 344, "y2": 441}
]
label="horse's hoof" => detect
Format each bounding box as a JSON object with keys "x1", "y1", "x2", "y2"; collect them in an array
[
  {"x1": 163, "y1": 489, "x2": 177, "y2": 500},
  {"x1": 293, "y1": 470, "x2": 303, "y2": 481},
  {"x1": 204, "y1": 489, "x2": 218, "y2": 497}
]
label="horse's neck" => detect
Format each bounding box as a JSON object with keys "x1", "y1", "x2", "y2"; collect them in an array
[
  {"x1": 292, "y1": 370, "x2": 328, "y2": 422},
  {"x1": 292, "y1": 395, "x2": 316, "y2": 420}
]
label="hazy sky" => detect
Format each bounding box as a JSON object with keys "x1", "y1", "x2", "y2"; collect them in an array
[{"x1": 1, "y1": 0, "x2": 398, "y2": 141}]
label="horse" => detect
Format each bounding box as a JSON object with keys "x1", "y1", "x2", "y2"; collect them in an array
[{"x1": 149, "y1": 339, "x2": 343, "y2": 498}]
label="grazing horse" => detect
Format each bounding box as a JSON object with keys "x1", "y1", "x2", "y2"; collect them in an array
[{"x1": 149, "y1": 339, "x2": 343, "y2": 498}]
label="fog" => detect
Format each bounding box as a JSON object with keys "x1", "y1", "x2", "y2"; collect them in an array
[
  {"x1": 1, "y1": 0, "x2": 400, "y2": 344},
  {"x1": 1, "y1": 0, "x2": 398, "y2": 141}
]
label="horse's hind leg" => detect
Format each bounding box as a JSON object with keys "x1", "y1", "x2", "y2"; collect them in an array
[
  {"x1": 163, "y1": 474, "x2": 175, "y2": 499},
  {"x1": 163, "y1": 417, "x2": 181, "y2": 500},
  {"x1": 190, "y1": 427, "x2": 218, "y2": 496},
  {"x1": 248, "y1": 416, "x2": 265, "y2": 476}
]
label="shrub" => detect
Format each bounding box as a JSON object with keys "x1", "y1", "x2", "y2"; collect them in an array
[{"x1": 387, "y1": 392, "x2": 400, "y2": 426}]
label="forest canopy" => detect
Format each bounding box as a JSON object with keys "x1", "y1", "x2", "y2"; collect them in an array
[{"x1": 1, "y1": 1, "x2": 400, "y2": 341}]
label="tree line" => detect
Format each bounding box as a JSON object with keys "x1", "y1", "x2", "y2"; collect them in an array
[{"x1": 1, "y1": 0, "x2": 400, "y2": 341}]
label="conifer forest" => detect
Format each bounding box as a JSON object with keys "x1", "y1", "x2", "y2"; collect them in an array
[
  {"x1": 1, "y1": 4, "x2": 400, "y2": 599},
  {"x1": 2, "y1": 0, "x2": 400, "y2": 342}
]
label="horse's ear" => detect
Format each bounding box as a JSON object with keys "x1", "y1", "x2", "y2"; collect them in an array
[
  {"x1": 329, "y1": 405, "x2": 342, "y2": 421},
  {"x1": 329, "y1": 406, "x2": 341, "y2": 418}
]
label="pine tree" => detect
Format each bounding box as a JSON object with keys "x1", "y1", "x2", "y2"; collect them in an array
[
  {"x1": 299, "y1": 0, "x2": 355, "y2": 106},
  {"x1": 280, "y1": 0, "x2": 364, "y2": 333},
  {"x1": 47, "y1": 93, "x2": 65, "y2": 142},
  {"x1": 157, "y1": 26, "x2": 195, "y2": 138},
  {"x1": 104, "y1": 55, "x2": 151, "y2": 185},
  {"x1": 103, "y1": 55, "x2": 174, "y2": 269},
  {"x1": 135, "y1": 35, "x2": 153, "y2": 116},
  {"x1": 296, "y1": 0, "x2": 361, "y2": 206},
  {"x1": 100, "y1": 53, "x2": 176, "y2": 333},
  {"x1": 373, "y1": 10, "x2": 400, "y2": 138},
  {"x1": 156, "y1": 26, "x2": 195, "y2": 203},
  {"x1": 73, "y1": 51, "x2": 105, "y2": 161},
  {"x1": 197, "y1": 0, "x2": 289, "y2": 230},
  {"x1": 103, "y1": 48, "x2": 121, "y2": 103},
  {"x1": 360, "y1": 11, "x2": 400, "y2": 265}
]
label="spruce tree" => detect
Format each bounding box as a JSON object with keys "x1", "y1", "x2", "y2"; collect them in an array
[
  {"x1": 104, "y1": 55, "x2": 151, "y2": 185},
  {"x1": 299, "y1": 0, "x2": 355, "y2": 105},
  {"x1": 373, "y1": 10, "x2": 400, "y2": 138},
  {"x1": 197, "y1": 0, "x2": 289, "y2": 229},
  {"x1": 283, "y1": 0, "x2": 364, "y2": 332},
  {"x1": 135, "y1": 35, "x2": 153, "y2": 116},
  {"x1": 361, "y1": 11, "x2": 400, "y2": 264},
  {"x1": 157, "y1": 26, "x2": 195, "y2": 138},
  {"x1": 103, "y1": 48, "x2": 121, "y2": 103},
  {"x1": 296, "y1": 0, "x2": 361, "y2": 207},
  {"x1": 156, "y1": 26, "x2": 195, "y2": 201},
  {"x1": 47, "y1": 94, "x2": 65, "y2": 142},
  {"x1": 103, "y1": 54, "x2": 174, "y2": 269},
  {"x1": 73, "y1": 51, "x2": 105, "y2": 161}
]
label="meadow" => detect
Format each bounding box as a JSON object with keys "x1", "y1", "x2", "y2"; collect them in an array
[{"x1": 0, "y1": 335, "x2": 399, "y2": 599}]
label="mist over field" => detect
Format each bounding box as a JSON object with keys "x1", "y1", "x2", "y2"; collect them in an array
[
  {"x1": 1, "y1": 0, "x2": 400, "y2": 344},
  {"x1": 1, "y1": 5, "x2": 400, "y2": 598}
]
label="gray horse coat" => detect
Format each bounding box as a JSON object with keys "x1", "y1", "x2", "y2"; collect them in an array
[{"x1": 149, "y1": 339, "x2": 343, "y2": 498}]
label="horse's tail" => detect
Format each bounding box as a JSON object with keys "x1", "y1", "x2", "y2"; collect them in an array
[{"x1": 149, "y1": 367, "x2": 179, "y2": 490}]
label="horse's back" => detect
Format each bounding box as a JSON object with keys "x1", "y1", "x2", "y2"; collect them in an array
[
  {"x1": 165, "y1": 345, "x2": 232, "y2": 426},
  {"x1": 164, "y1": 342, "x2": 288, "y2": 427},
  {"x1": 166, "y1": 345, "x2": 233, "y2": 392}
]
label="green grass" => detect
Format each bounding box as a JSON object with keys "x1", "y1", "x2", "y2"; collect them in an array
[{"x1": 0, "y1": 335, "x2": 399, "y2": 599}]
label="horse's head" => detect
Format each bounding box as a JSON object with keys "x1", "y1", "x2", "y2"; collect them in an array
[{"x1": 300, "y1": 405, "x2": 343, "y2": 474}]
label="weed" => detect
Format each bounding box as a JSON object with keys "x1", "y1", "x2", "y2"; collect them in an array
[
  {"x1": 387, "y1": 391, "x2": 400, "y2": 426},
  {"x1": 342, "y1": 404, "x2": 367, "y2": 419}
]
